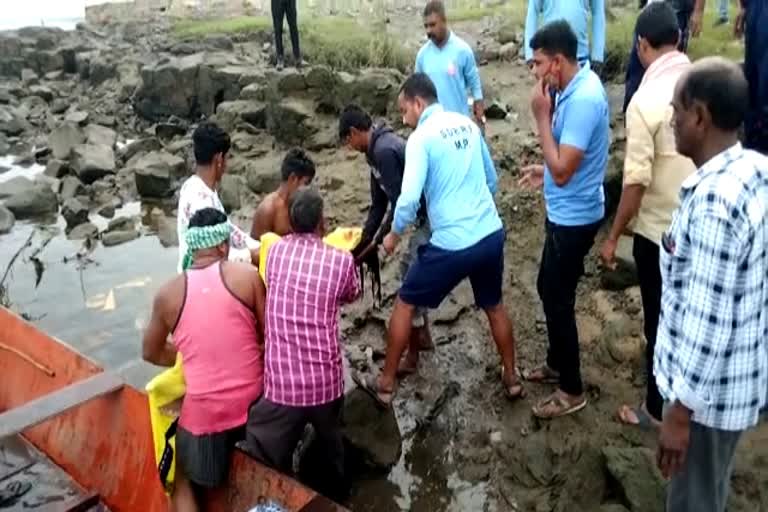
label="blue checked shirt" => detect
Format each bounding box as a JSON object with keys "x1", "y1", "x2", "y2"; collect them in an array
[{"x1": 654, "y1": 143, "x2": 768, "y2": 431}]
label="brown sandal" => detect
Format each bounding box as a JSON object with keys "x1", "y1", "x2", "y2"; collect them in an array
[
  {"x1": 500, "y1": 366, "x2": 527, "y2": 401},
  {"x1": 522, "y1": 364, "x2": 560, "y2": 384},
  {"x1": 532, "y1": 392, "x2": 587, "y2": 419}
]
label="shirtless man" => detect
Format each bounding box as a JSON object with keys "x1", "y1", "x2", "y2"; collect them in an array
[{"x1": 250, "y1": 148, "x2": 316, "y2": 238}]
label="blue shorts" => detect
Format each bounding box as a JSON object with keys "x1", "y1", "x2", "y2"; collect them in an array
[{"x1": 399, "y1": 229, "x2": 505, "y2": 309}]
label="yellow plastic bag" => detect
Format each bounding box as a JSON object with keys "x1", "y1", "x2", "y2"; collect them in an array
[
  {"x1": 258, "y1": 228, "x2": 362, "y2": 284},
  {"x1": 146, "y1": 353, "x2": 186, "y2": 495}
]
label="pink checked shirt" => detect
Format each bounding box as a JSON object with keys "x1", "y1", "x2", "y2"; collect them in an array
[{"x1": 264, "y1": 233, "x2": 361, "y2": 406}]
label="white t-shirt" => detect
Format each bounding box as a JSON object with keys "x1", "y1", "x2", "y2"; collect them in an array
[{"x1": 176, "y1": 175, "x2": 258, "y2": 273}]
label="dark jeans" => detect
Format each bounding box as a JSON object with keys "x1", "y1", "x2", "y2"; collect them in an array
[
  {"x1": 537, "y1": 220, "x2": 601, "y2": 396},
  {"x1": 245, "y1": 396, "x2": 345, "y2": 498},
  {"x1": 744, "y1": 0, "x2": 768, "y2": 154},
  {"x1": 632, "y1": 234, "x2": 663, "y2": 421},
  {"x1": 271, "y1": 0, "x2": 300, "y2": 61},
  {"x1": 623, "y1": 2, "x2": 692, "y2": 113}
]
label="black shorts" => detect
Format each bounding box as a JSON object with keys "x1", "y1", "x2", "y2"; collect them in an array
[
  {"x1": 399, "y1": 228, "x2": 505, "y2": 309},
  {"x1": 176, "y1": 424, "x2": 245, "y2": 489}
]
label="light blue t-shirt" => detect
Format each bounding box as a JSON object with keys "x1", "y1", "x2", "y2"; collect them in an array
[
  {"x1": 544, "y1": 63, "x2": 609, "y2": 226},
  {"x1": 393, "y1": 104, "x2": 502, "y2": 251},
  {"x1": 415, "y1": 33, "x2": 483, "y2": 117},
  {"x1": 524, "y1": 0, "x2": 606, "y2": 63}
]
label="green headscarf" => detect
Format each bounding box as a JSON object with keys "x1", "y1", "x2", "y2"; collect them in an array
[{"x1": 182, "y1": 222, "x2": 232, "y2": 270}]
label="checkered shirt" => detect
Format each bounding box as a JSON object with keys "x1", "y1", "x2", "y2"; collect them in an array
[
  {"x1": 264, "y1": 233, "x2": 361, "y2": 407},
  {"x1": 654, "y1": 143, "x2": 768, "y2": 431}
]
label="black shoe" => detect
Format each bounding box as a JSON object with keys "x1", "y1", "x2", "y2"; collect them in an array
[
  {"x1": 276, "y1": 59, "x2": 284, "y2": 71},
  {"x1": 714, "y1": 17, "x2": 729, "y2": 27}
]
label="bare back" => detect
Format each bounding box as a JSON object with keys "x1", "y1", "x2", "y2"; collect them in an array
[{"x1": 250, "y1": 192, "x2": 293, "y2": 239}]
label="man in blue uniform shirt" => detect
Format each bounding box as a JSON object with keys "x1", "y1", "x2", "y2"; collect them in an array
[{"x1": 415, "y1": 1, "x2": 485, "y2": 126}]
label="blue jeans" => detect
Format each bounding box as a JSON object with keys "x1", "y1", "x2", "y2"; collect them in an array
[
  {"x1": 744, "y1": 0, "x2": 768, "y2": 154},
  {"x1": 622, "y1": 4, "x2": 692, "y2": 113}
]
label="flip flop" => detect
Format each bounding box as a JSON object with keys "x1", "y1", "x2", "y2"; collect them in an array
[
  {"x1": 0, "y1": 481, "x2": 32, "y2": 507},
  {"x1": 500, "y1": 366, "x2": 527, "y2": 401},
  {"x1": 617, "y1": 404, "x2": 661, "y2": 431},
  {"x1": 351, "y1": 371, "x2": 394, "y2": 409},
  {"x1": 532, "y1": 393, "x2": 587, "y2": 419},
  {"x1": 521, "y1": 365, "x2": 560, "y2": 384}
]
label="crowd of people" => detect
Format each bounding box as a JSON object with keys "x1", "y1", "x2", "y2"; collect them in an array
[{"x1": 142, "y1": 1, "x2": 767, "y2": 511}]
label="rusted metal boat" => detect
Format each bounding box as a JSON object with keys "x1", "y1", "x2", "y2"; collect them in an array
[{"x1": 0, "y1": 307, "x2": 347, "y2": 512}]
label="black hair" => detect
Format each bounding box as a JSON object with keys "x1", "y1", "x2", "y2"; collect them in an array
[
  {"x1": 423, "y1": 0, "x2": 446, "y2": 19},
  {"x1": 280, "y1": 148, "x2": 316, "y2": 182},
  {"x1": 188, "y1": 207, "x2": 228, "y2": 228},
  {"x1": 678, "y1": 57, "x2": 749, "y2": 132},
  {"x1": 529, "y1": 20, "x2": 578, "y2": 62},
  {"x1": 289, "y1": 187, "x2": 324, "y2": 234},
  {"x1": 399, "y1": 73, "x2": 438, "y2": 104},
  {"x1": 636, "y1": 2, "x2": 679, "y2": 49},
  {"x1": 338, "y1": 104, "x2": 373, "y2": 140},
  {"x1": 192, "y1": 121, "x2": 231, "y2": 165}
]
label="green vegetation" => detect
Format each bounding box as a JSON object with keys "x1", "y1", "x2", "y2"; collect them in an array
[{"x1": 173, "y1": 16, "x2": 412, "y2": 72}]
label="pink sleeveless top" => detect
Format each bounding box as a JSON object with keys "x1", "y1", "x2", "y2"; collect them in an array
[{"x1": 173, "y1": 262, "x2": 263, "y2": 435}]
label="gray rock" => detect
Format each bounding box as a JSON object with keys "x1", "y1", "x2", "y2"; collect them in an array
[
  {"x1": 265, "y1": 99, "x2": 316, "y2": 145},
  {"x1": 154, "y1": 123, "x2": 186, "y2": 141},
  {"x1": 92, "y1": 114, "x2": 115, "y2": 127},
  {"x1": 27, "y1": 49, "x2": 63, "y2": 75},
  {"x1": 29, "y1": 85, "x2": 54, "y2": 102},
  {"x1": 214, "y1": 100, "x2": 267, "y2": 132},
  {"x1": 50, "y1": 99, "x2": 68, "y2": 115},
  {"x1": 157, "y1": 214, "x2": 179, "y2": 248},
  {"x1": 97, "y1": 204, "x2": 116, "y2": 218},
  {"x1": 476, "y1": 40, "x2": 501, "y2": 63},
  {"x1": 246, "y1": 163, "x2": 281, "y2": 195},
  {"x1": 85, "y1": 124, "x2": 117, "y2": 148},
  {"x1": 44, "y1": 159, "x2": 69, "y2": 178},
  {"x1": 89, "y1": 56, "x2": 117, "y2": 85},
  {"x1": 0, "y1": 205, "x2": 14, "y2": 234},
  {"x1": 102, "y1": 229, "x2": 139, "y2": 247},
  {"x1": 0, "y1": 105, "x2": 30, "y2": 135},
  {"x1": 49, "y1": 123, "x2": 85, "y2": 159},
  {"x1": 70, "y1": 144, "x2": 116, "y2": 184},
  {"x1": 61, "y1": 197, "x2": 89, "y2": 230},
  {"x1": 305, "y1": 65, "x2": 339, "y2": 91},
  {"x1": 342, "y1": 388, "x2": 402, "y2": 469},
  {"x1": 499, "y1": 42, "x2": 519, "y2": 61},
  {"x1": 21, "y1": 68, "x2": 39, "y2": 84},
  {"x1": 4, "y1": 183, "x2": 58, "y2": 218},
  {"x1": 65, "y1": 110, "x2": 89, "y2": 126},
  {"x1": 239, "y1": 82, "x2": 268, "y2": 101},
  {"x1": 67, "y1": 222, "x2": 98, "y2": 240},
  {"x1": 603, "y1": 447, "x2": 665, "y2": 512},
  {"x1": 0, "y1": 134, "x2": 9, "y2": 155},
  {"x1": 119, "y1": 137, "x2": 163, "y2": 163},
  {"x1": 133, "y1": 151, "x2": 186, "y2": 198},
  {"x1": 60, "y1": 175, "x2": 87, "y2": 201},
  {"x1": 0, "y1": 176, "x2": 35, "y2": 199},
  {"x1": 44, "y1": 70, "x2": 62, "y2": 80},
  {"x1": 219, "y1": 174, "x2": 244, "y2": 212},
  {"x1": 107, "y1": 216, "x2": 136, "y2": 233}
]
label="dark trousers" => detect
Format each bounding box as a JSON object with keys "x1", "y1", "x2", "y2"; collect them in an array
[
  {"x1": 744, "y1": 0, "x2": 768, "y2": 154},
  {"x1": 537, "y1": 220, "x2": 600, "y2": 396},
  {"x1": 245, "y1": 396, "x2": 345, "y2": 496},
  {"x1": 271, "y1": 0, "x2": 300, "y2": 61},
  {"x1": 623, "y1": 2, "x2": 692, "y2": 113},
  {"x1": 632, "y1": 234, "x2": 663, "y2": 421}
]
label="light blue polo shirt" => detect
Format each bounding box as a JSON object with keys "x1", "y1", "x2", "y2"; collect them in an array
[
  {"x1": 544, "y1": 63, "x2": 609, "y2": 226},
  {"x1": 393, "y1": 104, "x2": 502, "y2": 251},
  {"x1": 415, "y1": 32, "x2": 483, "y2": 117}
]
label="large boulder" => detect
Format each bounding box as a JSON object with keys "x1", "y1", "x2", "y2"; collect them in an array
[
  {"x1": 0, "y1": 205, "x2": 14, "y2": 234},
  {"x1": 60, "y1": 175, "x2": 87, "y2": 201},
  {"x1": 133, "y1": 151, "x2": 186, "y2": 198},
  {"x1": 61, "y1": 197, "x2": 89, "y2": 231},
  {"x1": 44, "y1": 159, "x2": 70, "y2": 179},
  {"x1": 102, "y1": 229, "x2": 139, "y2": 247},
  {"x1": 315, "y1": 68, "x2": 402, "y2": 116},
  {"x1": 0, "y1": 177, "x2": 35, "y2": 200},
  {"x1": 214, "y1": 101, "x2": 267, "y2": 133},
  {"x1": 26, "y1": 49, "x2": 64, "y2": 75},
  {"x1": 265, "y1": 99, "x2": 317, "y2": 146},
  {"x1": 70, "y1": 144, "x2": 116, "y2": 184},
  {"x1": 0, "y1": 105, "x2": 30, "y2": 135},
  {"x1": 4, "y1": 183, "x2": 58, "y2": 218},
  {"x1": 49, "y1": 123, "x2": 86, "y2": 159},
  {"x1": 119, "y1": 137, "x2": 162, "y2": 163},
  {"x1": 342, "y1": 388, "x2": 402, "y2": 470},
  {"x1": 85, "y1": 124, "x2": 117, "y2": 148},
  {"x1": 245, "y1": 157, "x2": 283, "y2": 195},
  {"x1": 218, "y1": 174, "x2": 245, "y2": 212},
  {"x1": 88, "y1": 55, "x2": 117, "y2": 85},
  {"x1": 603, "y1": 447, "x2": 665, "y2": 512}
]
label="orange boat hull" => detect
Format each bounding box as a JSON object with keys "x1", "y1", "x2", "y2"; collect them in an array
[{"x1": 0, "y1": 307, "x2": 346, "y2": 512}]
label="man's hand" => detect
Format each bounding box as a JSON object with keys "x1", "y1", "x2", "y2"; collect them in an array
[
  {"x1": 382, "y1": 232, "x2": 401, "y2": 255},
  {"x1": 600, "y1": 238, "x2": 618, "y2": 270},
  {"x1": 518, "y1": 164, "x2": 545, "y2": 189},
  {"x1": 657, "y1": 402, "x2": 692, "y2": 479},
  {"x1": 353, "y1": 240, "x2": 377, "y2": 264},
  {"x1": 734, "y1": 6, "x2": 746, "y2": 38},
  {"x1": 690, "y1": 10, "x2": 703, "y2": 38},
  {"x1": 473, "y1": 100, "x2": 486, "y2": 128},
  {"x1": 530, "y1": 79, "x2": 553, "y2": 123}
]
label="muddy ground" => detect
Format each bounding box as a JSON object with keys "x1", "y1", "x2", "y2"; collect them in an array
[{"x1": 1, "y1": 8, "x2": 766, "y2": 512}]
